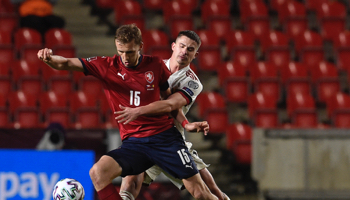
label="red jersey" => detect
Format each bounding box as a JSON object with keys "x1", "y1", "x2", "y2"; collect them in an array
[{"x1": 79, "y1": 55, "x2": 174, "y2": 140}]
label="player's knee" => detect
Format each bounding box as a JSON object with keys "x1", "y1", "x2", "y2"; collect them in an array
[
  {"x1": 89, "y1": 156, "x2": 111, "y2": 184},
  {"x1": 191, "y1": 190, "x2": 206, "y2": 200}
]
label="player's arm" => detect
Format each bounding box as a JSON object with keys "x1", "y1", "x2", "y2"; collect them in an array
[
  {"x1": 171, "y1": 108, "x2": 209, "y2": 135},
  {"x1": 115, "y1": 91, "x2": 187, "y2": 123},
  {"x1": 37, "y1": 48, "x2": 84, "y2": 72}
]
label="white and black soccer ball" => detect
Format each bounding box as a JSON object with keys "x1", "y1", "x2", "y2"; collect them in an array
[{"x1": 52, "y1": 178, "x2": 85, "y2": 200}]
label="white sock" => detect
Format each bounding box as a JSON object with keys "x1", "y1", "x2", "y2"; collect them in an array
[{"x1": 119, "y1": 190, "x2": 135, "y2": 200}]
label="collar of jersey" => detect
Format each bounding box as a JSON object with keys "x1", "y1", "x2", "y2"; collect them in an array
[{"x1": 120, "y1": 54, "x2": 143, "y2": 69}]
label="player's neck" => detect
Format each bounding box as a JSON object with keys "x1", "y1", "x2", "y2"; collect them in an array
[{"x1": 169, "y1": 58, "x2": 186, "y2": 73}]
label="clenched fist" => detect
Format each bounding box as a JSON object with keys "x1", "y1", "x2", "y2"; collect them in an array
[{"x1": 37, "y1": 48, "x2": 53, "y2": 62}]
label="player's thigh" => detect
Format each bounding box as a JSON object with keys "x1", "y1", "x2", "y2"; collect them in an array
[{"x1": 107, "y1": 144, "x2": 154, "y2": 177}]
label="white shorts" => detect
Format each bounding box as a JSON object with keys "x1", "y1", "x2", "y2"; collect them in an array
[{"x1": 143, "y1": 141, "x2": 210, "y2": 189}]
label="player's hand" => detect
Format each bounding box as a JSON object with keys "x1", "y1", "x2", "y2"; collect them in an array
[
  {"x1": 184, "y1": 121, "x2": 209, "y2": 135},
  {"x1": 114, "y1": 105, "x2": 141, "y2": 124},
  {"x1": 37, "y1": 48, "x2": 53, "y2": 62}
]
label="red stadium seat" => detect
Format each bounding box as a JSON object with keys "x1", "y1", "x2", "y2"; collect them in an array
[
  {"x1": 0, "y1": 0, "x2": 15, "y2": 14},
  {"x1": 14, "y1": 28, "x2": 42, "y2": 52},
  {"x1": 196, "y1": 91, "x2": 226, "y2": 116},
  {"x1": 312, "y1": 61, "x2": 340, "y2": 103},
  {"x1": 292, "y1": 109, "x2": 318, "y2": 128},
  {"x1": 295, "y1": 30, "x2": 324, "y2": 70},
  {"x1": 69, "y1": 91, "x2": 99, "y2": 112},
  {"x1": 207, "y1": 17, "x2": 232, "y2": 41},
  {"x1": 269, "y1": 0, "x2": 293, "y2": 12},
  {"x1": 48, "y1": 77, "x2": 74, "y2": 96},
  {"x1": 248, "y1": 92, "x2": 278, "y2": 128},
  {"x1": 41, "y1": 64, "x2": 71, "y2": 83},
  {"x1": 196, "y1": 92, "x2": 227, "y2": 133},
  {"x1": 78, "y1": 76, "x2": 104, "y2": 97},
  {"x1": 262, "y1": 31, "x2": 291, "y2": 70},
  {"x1": 12, "y1": 60, "x2": 42, "y2": 96},
  {"x1": 225, "y1": 30, "x2": 256, "y2": 70},
  {"x1": 287, "y1": 93, "x2": 315, "y2": 117},
  {"x1": 260, "y1": 30, "x2": 289, "y2": 53},
  {"x1": 168, "y1": 16, "x2": 194, "y2": 40},
  {"x1": 334, "y1": 31, "x2": 350, "y2": 73},
  {"x1": 39, "y1": 90, "x2": 69, "y2": 114},
  {"x1": 282, "y1": 62, "x2": 311, "y2": 97},
  {"x1": 294, "y1": 30, "x2": 323, "y2": 54},
  {"x1": 149, "y1": 47, "x2": 172, "y2": 60},
  {"x1": 143, "y1": 0, "x2": 163, "y2": 11},
  {"x1": 163, "y1": 0, "x2": 192, "y2": 24},
  {"x1": 8, "y1": 90, "x2": 38, "y2": 113},
  {"x1": 142, "y1": 30, "x2": 169, "y2": 55},
  {"x1": 226, "y1": 123, "x2": 252, "y2": 165},
  {"x1": 13, "y1": 109, "x2": 42, "y2": 129},
  {"x1": 0, "y1": 30, "x2": 12, "y2": 45},
  {"x1": 120, "y1": 17, "x2": 145, "y2": 32},
  {"x1": 287, "y1": 93, "x2": 318, "y2": 128},
  {"x1": 45, "y1": 28, "x2": 72, "y2": 49},
  {"x1": 201, "y1": 0, "x2": 230, "y2": 24},
  {"x1": 39, "y1": 91, "x2": 71, "y2": 128},
  {"x1": 250, "y1": 62, "x2": 281, "y2": 102},
  {"x1": 246, "y1": 18, "x2": 270, "y2": 41},
  {"x1": 316, "y1": 1, "x2": 346, "y2": 41},
  {"x1": 218, "y1": 61, "x2": 250, "y2": 103},
  {"x1": 0, "y1": 13, "x2": 18, "y2": 34},
  {"x1": 0, "y1": 46, "x2": 15, "y2": 66},
  {"x1": 305, "y1": 0, "x2": 329, "y2": 11},
  {"x1": 326, "y1": 92, "x2": 350, "y2": 127},
  {"x1": 195, "y1": 30, "x2": 221, "y2": 71},
  {"x1": 114, "y1": 0, "x2": 142, "y2": 24},
  {"x1": 240, "y1": 0, "x2": 268, "y2": 24},
  {"x1": 0, "y1": 77, "x2": 11, "y2": 96},
  {"x1": 277, "y1": 1, "x2": 306, "y2": 25},
  {"x1": 74, "y1": 108, "x2": 102, "y2": 129}
]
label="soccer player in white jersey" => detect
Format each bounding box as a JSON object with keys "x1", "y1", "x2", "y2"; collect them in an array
[{"x1": 115, "y1": 30, "x2": 229, "y2": 200}]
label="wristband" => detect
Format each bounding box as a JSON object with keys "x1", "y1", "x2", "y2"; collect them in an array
[{"x1": 181, "y1": 119, "x2": 189, "y2": 128}]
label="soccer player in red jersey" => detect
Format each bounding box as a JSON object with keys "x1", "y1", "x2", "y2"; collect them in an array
[
  {"x1": 116, "y1": 30, "x2": 230, "y2": 200},
  {"x1": 37, "y1": 24, "x2": 218, "y2": 200}
]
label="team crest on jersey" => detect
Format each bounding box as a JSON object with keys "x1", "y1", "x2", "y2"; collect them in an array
[
  {"x1": 185, "y1": 70, "x2": 198, "y2": 81},
  {"x1": 188, "y1": 80, "x2": 199, "y2": 89},
  {"x1": 145, "y1": 71, "x2": 154, "y2": 83},
  {"x1": 86, "y1": 56, "x2": 97, "y2": 62}
]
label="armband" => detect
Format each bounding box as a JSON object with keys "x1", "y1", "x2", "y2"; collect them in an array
[{"x1": 181, "y1": 119, "x2": 189, "y2": 128}]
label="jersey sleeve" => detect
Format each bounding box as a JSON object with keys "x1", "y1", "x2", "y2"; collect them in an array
[
  {"x1": 79, "y1": 56, "x2": 110, "y2": 80},
  {"x1": 159, "y1": 58, "x2": 172, "y2": 91},
  {"x1": 177, "y1": 77, "x2": 203, "y2": 105}
]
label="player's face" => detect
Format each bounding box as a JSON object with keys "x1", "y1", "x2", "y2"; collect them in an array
[
  {"x1": 171, "y1": 35, "x2": 199, "y2": 67},
  {"x1": 115, "y1": 39, "x2": 143, "y2": 67}
]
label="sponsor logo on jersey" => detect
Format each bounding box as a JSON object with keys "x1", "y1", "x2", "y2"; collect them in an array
[
  {"x1": 188, "y1": 80, "x2": 199, "y2": 89},
  {"x1": 183, "y1": 87, "x2": 194, "y2": 96},
  {"x1": 185, "y1": 70, "x2": 198, "y2": 81},
  {"x1": 86, "y1": 56, "x2": 97, "y2": 62},
  {"x1": 145, "y1": 71, "x2": 154, "y2": 83}
]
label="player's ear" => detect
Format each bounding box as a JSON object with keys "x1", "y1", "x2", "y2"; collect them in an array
[
  {"x1": 139, "y1": 42, "x2": 144, "y2": 50},
  {"x1": 171, "y1": 42, "x2": 176, "y2": 51},
  {"x1": 194, "y1": 51, "x2": 199, "y2": 59}
]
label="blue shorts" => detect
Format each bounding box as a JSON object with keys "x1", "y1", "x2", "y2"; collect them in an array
[{"x1": 107, "y1": 127, "x2": 199, "y2": 179}]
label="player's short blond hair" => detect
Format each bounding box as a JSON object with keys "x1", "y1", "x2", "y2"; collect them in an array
[{"x1": 115, "y1": 24, "x2": 142, "y2": 45}]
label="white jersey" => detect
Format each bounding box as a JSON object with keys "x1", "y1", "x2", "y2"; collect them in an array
[{"x1": 164, "y1": 59, "x2": 203, "y2": 139}]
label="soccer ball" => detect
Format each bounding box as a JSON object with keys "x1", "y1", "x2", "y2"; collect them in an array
[{"x1": 52, "y1": 178, "x2": 85, "y2": 200}]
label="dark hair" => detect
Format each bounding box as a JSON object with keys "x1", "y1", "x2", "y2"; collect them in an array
[
  {"x1": 115, "y1": 24, "x2": 142, "y2": 45},
  {"x1": 176, "y1": 30, "x2": 201, "y2": 48}
]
